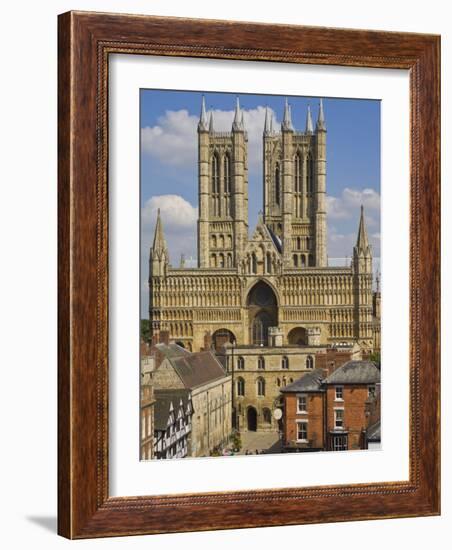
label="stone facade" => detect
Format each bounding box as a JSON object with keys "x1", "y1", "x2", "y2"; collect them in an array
[
  {"x1": 220, "y1": 344, "x2": 324, "y2": 432},
  {"x1": 149, "y1": 97, "x2": 377, "y2": 356},
  {"x1": 151, "y1": 344, "x2": 232, "y2": 457}
]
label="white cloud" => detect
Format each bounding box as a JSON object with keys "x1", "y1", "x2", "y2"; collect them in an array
[
  {"x1": 327, "y1": 187, "x2": 380, "y2": 221},
  {"x1": 142, "y1": 194, "x2": 198, "y2": 231},
  {"x1": 141, "y1": 106, "x2": 278, "y2": 169}
]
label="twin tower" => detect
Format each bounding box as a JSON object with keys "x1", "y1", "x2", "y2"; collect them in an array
[{"x1": 197, "y1": 96, "x2": 327, "y2": 270}]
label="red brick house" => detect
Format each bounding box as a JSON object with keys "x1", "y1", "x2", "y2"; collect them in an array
[{"x1": 280, "y1": 360, "x2": 380, "y2": 452}]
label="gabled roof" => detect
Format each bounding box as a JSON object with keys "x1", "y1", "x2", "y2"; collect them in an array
[
  {"x1": 171, "y1": 351, "x2": 228, "y2": 389},
  {"x1": 266, "y1": 226, "x2": 282, "y2": 253},
  {"x1": 156, "y1": 344, "x2": 228, "y2": 390},
  {"x1": 325, "y1": 360, "x2": 380, "y2": 385},
  {"x1": 154, "y1": 389, "x2": 191, "y2": 431},
  {"x1": 280, "y1": 368, "x2": 326, "y2": 393}
]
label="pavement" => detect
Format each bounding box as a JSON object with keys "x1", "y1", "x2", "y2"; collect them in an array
[{"x1": 237, "y1": 430, "x2": 283, "y2": 455}]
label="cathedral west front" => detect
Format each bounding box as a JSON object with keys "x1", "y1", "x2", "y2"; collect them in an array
[{"x1": 149, "y1": 96, "x2": 377, "y2": 358}]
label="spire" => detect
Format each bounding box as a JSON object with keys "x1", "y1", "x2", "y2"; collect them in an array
[
  {"x1": 282, "y1": 98, "x2": 293, "y2": 131},
  {"x1": 152, "y1": 208, "x2": 168, "y2": 253},
  {"x1": 316, "y1": 98, "x2": 326, "y2": 131},
  {"x1": 356, "y1": 205, "x2": 370, "y2": 251},
  {"x1": 209, "y1": 110, "x2": 214, "y2": 133},
  {"x1": 198, "y1": 95, "x2": 208, "y2": 131},
  {"x1": 305, "y1": 104, "x2": 313, "y2": 133},
  {"x1": 264, "y1": 106, "x2": 271, "y2": 135},
  {"x1": 232, "y1": 97, "x2": 243, "y2": 131}
]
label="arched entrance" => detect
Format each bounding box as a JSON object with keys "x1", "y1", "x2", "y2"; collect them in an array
[
  {"x1": 247, "y1": 281, "x2": 278, "y2": 346},
  {"x1": 212, "y1": 329, "x2": 236, "y2": 352},
  {"x1": 247, "y1": 406, "x2": 257, "y2": 431},
  {"x1": 288, "y1": 327, "x2": 308, "y2": 345}
]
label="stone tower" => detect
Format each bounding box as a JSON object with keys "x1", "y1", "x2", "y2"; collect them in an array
[
  {"x1": 197, "y1": 96, "x2": 249, "y2": 269},
  {"x1": 353, "y1": 206, "x2": 373, "y2": 344},
  {"x1": 263, "y1": 99, "x2": 327, "y2": 268},
  {"x1": 149, "y1": 208, "x2": 169, "y2": 278}
]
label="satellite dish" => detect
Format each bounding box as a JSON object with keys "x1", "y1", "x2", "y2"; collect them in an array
[{"x1": 273, "y1": 408, "x2": 282, "y2": 420}]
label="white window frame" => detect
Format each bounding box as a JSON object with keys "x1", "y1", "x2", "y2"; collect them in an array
[
  {"x1": 297, "y1": 394, "x2": 307, "y2": 414},
  {"x1": 334, "y1": 407, "x2": 345, "y2": 429},
  {"x1": 296, "y1": 419, "x2": 308, "y2": 442},
  {"x1": 335, "y1": 385, "x2": 344, "y2": 401}
]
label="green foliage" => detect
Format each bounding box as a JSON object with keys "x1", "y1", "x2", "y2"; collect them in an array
[
  {"x1": 369, "y1": 351, "x2": 381, "y2": 367},
  {"x1": 140, "y1": 319, "x2": 151, "y2": 343}
]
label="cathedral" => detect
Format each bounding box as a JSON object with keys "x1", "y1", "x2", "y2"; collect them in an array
[{"x1": 148, "y1": 96, "x2": 377, "y2": 355}]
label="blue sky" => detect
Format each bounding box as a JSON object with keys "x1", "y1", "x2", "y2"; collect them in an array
[{"x1": 140, "y1": 90, "x2": 381, "y2": 316}]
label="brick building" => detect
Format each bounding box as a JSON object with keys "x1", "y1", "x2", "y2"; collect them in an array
[{"x1": 280, "y1": 360, "x2": 380, "y2": 452}]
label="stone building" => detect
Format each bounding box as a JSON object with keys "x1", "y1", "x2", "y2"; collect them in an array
[
  {"x1": 140, "y1": 351, "x2": 155, "y2": 460},
  {"x1": 148, "y1": 97, "x2": 376, "y2": 354},
  {"x1": 280, "y1": 360, "x2": 380, "y2": 451},
  {"x1": 151, "y1": 343, "x2": 232, "y2": 457}
]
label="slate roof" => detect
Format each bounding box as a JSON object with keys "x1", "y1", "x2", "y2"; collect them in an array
[
  {"x1": 280, "y1": 368, "x2": 326, "y2": 393},
  {"x1": 153, "y1": 388, "x2": 191, "y2": 431},
  {"x1": 154, "y1": 342, "x2": 190, "y2": 359},
  {"x1": 156, "y1": 344, "x2": 228, "y2": 389},
  {"x1": 366, "y1": 420, "x2": 381, "y2": 442},
  {"x1": 266, "y1": 226, "x2": 283, "y2": 253},
  {"x1": 324, "y1": 360, "x2": 380, "y2": 385}
]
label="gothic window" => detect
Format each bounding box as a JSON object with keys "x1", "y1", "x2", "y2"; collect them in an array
[
  {"x1": 307, "y1": 153, "x2": 313, "y2": 193},
  {"x1": 297, "y1": 237, "x2": 301, "y2": 250},
  {"x1": 266, "y1": 252, "x2": 272, "y2": 274},
  {"x1": 227, "y1": 234, "x2": 232, "y2": 248},
  {"x1": 293, "y1": 254, "x2": 298, "y2": 267},
  {"x1": 219, "y1": 253, "x2": 225, "y2": 268},
  {"x1": 227, "y1": 253, "x2": 232, "y2": 267},
  {"x1": 282, "y1": 356, "x2": 289, "y2": 369},
  {"x1": 211, "y1": 235, "x2": 217, "y2": 248},
  {"x1": 219, "y1": 234, "x2": 224, "y2": 248},
  {"x1": 301, "y1": 255, "x2": 306, "y2": 267},
  {"x1": 276, "y1": 378, "x2": 281, "y2": 387},
  {"x1": 211, "y1": 254, "x2": 217, "y2": 268},
  {"x1": 237, "y1": 356, "x2": 245, "y2": 370},
  {"x1": 306, "y1": 355, "x2": 314, "y2": 369},
  {"x1": 223, "y1": 152, "x2": 232, "y2": 193},
  {"x1": 263, "y1": 408, "x2": 272, "y2": 424},
  {"x1": 252, "y1": 313, "x2": 272, "y2": 347},
  {"x1": 258, "y1": 357, "x2": 265, "y2": 370},
  {"x1": 211, "y1": 152, "x2": 220, "y2": 193},
  {"x1": 237, "y1": 377, "x2": 245, "y2": 396},
  {"x1": 294, "y1": 151, "x2": 302, "y2": 192},
  {"x1": 257, "y1": 377, "x2": 265, "y2": 396},
  {"x1": 275, "y1": 163, "x2": 281, "y2": 206},
  {"x1": 251, "y1": 252, "x2": 257, "y2": 274}
]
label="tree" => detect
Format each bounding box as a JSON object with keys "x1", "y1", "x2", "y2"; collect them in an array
[{"x1": 140, "y1": 319, "x2": 151, "y2": 343}]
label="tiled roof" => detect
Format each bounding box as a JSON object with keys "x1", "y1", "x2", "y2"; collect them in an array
[
  {"x1": 153, "y1": 389, "x2": 191, "y2": 431},
  {"x1": 280, "y1": 368, "x2": 326, "y2": 393},
  {"x1": 156, "y1": 344, "x2": 228, "y2": 389},
  {"x1": 325, "y1": 360, "x2": 380, "y2": 385}
]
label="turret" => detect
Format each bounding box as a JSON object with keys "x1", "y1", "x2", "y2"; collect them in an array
[
  {"x1": 314, "y1": 99, "x2": 327, "y2": 266},
  {"x1": 353, "y1": 205, "x2": 373, "y2": 274},
  {"x1": 305, "y1": 104, "x2": 314, "y2": 134},
  {"x1": 281, "y1": 98, "x2": 294, "y2": 266},
  {"x1": 198, "y1": 96, "x2": 210, "y2": 267},
  {"x1": 232, "y1": 97, "x2": 244, "y2": 132},
  {"x1": 149, "y1": 209, "x2": 169, "y2": 278},
  {"x1": 281, "y1": 98, "x2": 294, "y2": 132}
]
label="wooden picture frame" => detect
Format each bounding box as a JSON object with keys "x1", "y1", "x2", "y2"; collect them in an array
[{"x1": 58, "y1": 11, "x2": 440, "y2": 538}]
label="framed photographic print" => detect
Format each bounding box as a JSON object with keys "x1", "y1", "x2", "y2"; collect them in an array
[{"x1": 58, "y1": 11, "x2": 440, "y2": 538}]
